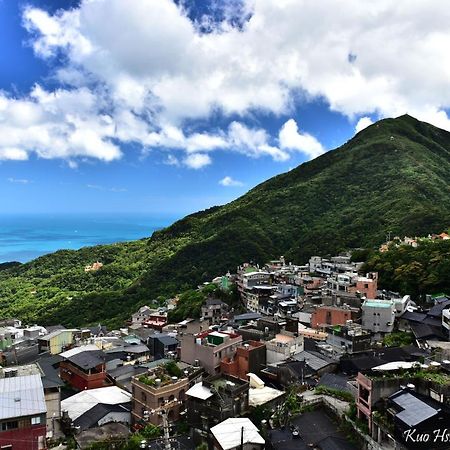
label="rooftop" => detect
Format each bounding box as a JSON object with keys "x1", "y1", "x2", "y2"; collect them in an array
[
  {"x1": 134, "y1": 361, "x2": 199, "y2": 388},
  {"x1": 390, "y1": 390, "x2": 440, "y2": 427},
  {"x1": 0, "y1": 374, "x2": 47, "y2": 420},
  {"x1": 363, "y1": 300, "x2": 393, "y2": 308},
  {"x1": 61, "y1": 386, "x2": 131, "y2": 421},
  {"x1": 211, "y1": 418, "x2": 264, "y2": 450},
  {"x1": 66, "y1": 350, "x2": 105, "y2": 370}
]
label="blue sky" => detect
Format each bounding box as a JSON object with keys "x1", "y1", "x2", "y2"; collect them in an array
[{"x1": 1, "y1": 0, "x2": 449, "y2": 216}]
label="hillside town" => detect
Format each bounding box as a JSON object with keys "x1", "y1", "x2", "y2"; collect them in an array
[{"x1": 1, "y1": 253, "x2": 450, "y2": 450}]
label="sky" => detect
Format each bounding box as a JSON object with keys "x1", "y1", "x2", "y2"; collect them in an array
[{"x1": 1, "y1": 0, "x2": 450, "y2": 216}]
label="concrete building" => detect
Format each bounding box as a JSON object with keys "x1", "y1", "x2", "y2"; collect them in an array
[
  {"x1": 131, "y1": 306, "x2": 154, "y2": 325},
  {"x1": 311, "y1": 305, "x2": 359, "y2": 329},
  {"x1": 180, "y1": 330, "x2": 242, "y2": 375},
  {"x1": 201, "y1": 298, "x2": 228, "y2": 324},
  {"x1": 325, "y1": 323, "x2": 371, "y2": 354},
  {"x1": 147, "y1": 334, "x2": 178, "y2": 360},
  {"x1": 356, "y1": 363, "x2": 450, "y2": 434},
  {"x1": 362, "y1": 299, "x2": 396, "y2": 334},
  {"x1": 186, "y1": 374, "x2": 249, "y2": 447},
  {"x1": 131, "y1": 362, "x2": 202, "y2": 426},
  {"x1": 220, "y1": 340, "x2": 266, "y2": 381},
  {"x1": 266, "y1": 332, "x2": 304, "y2": 364}
]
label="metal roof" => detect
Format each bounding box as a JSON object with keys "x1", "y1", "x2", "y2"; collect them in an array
[
  {"x1": 61, "y1": 386, "x2": 131, "y2": 421},
  {"x1": 67, "y1": 350, "x2": 105, "y2": 369},
  {"x1": 293, "y1": 350, "x2": 334, "y2": 372},
  {"x1": 185, "y1": 382, "x2": 214, "y2": 400},
  {"x1": 393, "y1": 392, "x2": 438, "y2": 427},
  {"x1": 211, "y1": 418, "x2": 265, "y2": 450},
  {"x1": 0, "y1": 374, "x2": 47, "y2": 420},
  {"x1": 60, "y1": 344, "x2": 99, "y2": 359}
]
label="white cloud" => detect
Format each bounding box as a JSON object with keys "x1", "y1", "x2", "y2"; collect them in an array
[
  {"x1": 164, "y1": 154, "x2": 180, "y2": 166},
  {"x1": 219, "y1": 176, "x2": 244, "y2": 187},
  {"x1": 7, "y1": 177, "x2": 32, "y2": 184},
  {"x1": 279, "y1": 119, "x2": 324, "y2": 159},
  {"x1": 183, "y1": 153, "x2": 212, "y2": 169},
  {"x1": 355, "y1": 116, "x2": 374, "y2": 133},
  {"x1": 86, "y1": 184, "x2": 127, "y2": 192},
  {"x1": 0, "y1": 0, "x2": 448, "y2": 166}
]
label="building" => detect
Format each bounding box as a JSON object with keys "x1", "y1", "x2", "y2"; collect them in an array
[
  {"x1": 311, "y1": 305, "x2": 359, "y2": 329},
  {"x1": 325, "y1": 323, "x2": 371, "y2": 354},
  {"x1": 362, "y1": 299, "x2": 396, "y2": 334},
  {"x1": 147, "y1": 334, "x2": 178, "y2": 360},
  {"x1": 143, "y1": 311, "x2": 168, "y2": 331},
  {"x1": 266, "y1": 332, "x2": 304, "y2": 364},
  {"x1": 325, "y1": 272, "x2": 378, "y2": 299},
  {"x1": 443, "y1": 308, "x2": 450, "y2": 336},
  {"x1": 36, "y1": 356, "x2": 65, "y2": 438},
  {"x1": 386, "y1": 388, "x2": 450, "y2": 449},
  {"x1": 60, "y1": 348, "x2": 109, "y2": 390},
  {"x1": 246, "y1": 286, "x2": 277, "y2": 314},
  {"x1": 131, "y1": 306, "x2": 154, "y2": 325},
  {"x1": 248, "y1": 372, "x2": 285, "y2": 408},
  {"x1": 220, "y1": 340, "x2": 266, "y2": 381},
  {"x1": 84, "y1": 261, "x2": 103, "y2": 272},
  {"x1": 210, "y1": 418, "x2": 265, "y2": 450},
  {"x1": 131, "y1": 362, "x2": 203, "y2": 427},
  {"x1": 186, "y1": 374, "x2": 249, "y2": 447},
  {"x1": 61, "y1": 386, "x2": 131, "y2": 431},
  {"x1": 180, "y1": 330, "x2": 243, "y2": 375},
  {"x1": 0, "y1": 374, "x2": 47, "y2": 450},
  {"x1": 201, "y1": 298, "x2": 228, "y2": 324},
  {"x1": 38, "y1": 329, "x2": 77, "y2": 354},
  {"x1": 356, "y1": 363, "x2": 450, "y2": 434}
]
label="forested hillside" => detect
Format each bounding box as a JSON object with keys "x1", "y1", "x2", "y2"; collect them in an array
[{"x1": 1, "y1": 115, "x2": 449, "y2": 327}]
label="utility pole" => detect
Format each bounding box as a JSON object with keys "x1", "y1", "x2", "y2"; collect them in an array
[{"x1": 145, "y1": 398, "x2": 181, "y2": 450}]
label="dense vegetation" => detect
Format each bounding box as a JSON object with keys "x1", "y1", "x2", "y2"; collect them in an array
[
  {"x1": 1, "y1": 115, "x2": 449, "y2": 327},
  {"x1": 363, "y1": 239, "x2": 450, "y2": 299}
]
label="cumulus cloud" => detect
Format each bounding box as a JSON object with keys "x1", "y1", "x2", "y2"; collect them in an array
[
  {"x1": 0, "y1": 0, "x2": 448, "y2": 165},
  {"x1": 183, "y1": 153, "x2": 212, "y2": 169},
  {"x1": 279, "y1": 119, "x2": 324, "y2": 159},
  {"x1": 355, "y1": 116, "x2": 374, "y2": 133},
  {"x1": 219, "y1": 176, "x2": 244, "y2": 187}
]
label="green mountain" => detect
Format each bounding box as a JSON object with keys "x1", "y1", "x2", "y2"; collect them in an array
[{"x1": 1, "y1": 114, "x2": 449, "y2": 327}]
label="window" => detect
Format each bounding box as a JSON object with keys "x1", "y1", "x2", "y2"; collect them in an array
[
  {"x1": 1, "y1": 421, "x2": 18, "y2": 431},
  {"x1": 31, "y1": 416, "x2": 41, "y2": 425},
  {"x1": 141, "y1": 392, "x2": 147, "y2": 402}
]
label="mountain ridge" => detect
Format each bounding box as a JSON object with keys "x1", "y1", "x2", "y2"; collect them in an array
[{"x1": 1, "y1": 114, "x2": 449, "y2": 326}]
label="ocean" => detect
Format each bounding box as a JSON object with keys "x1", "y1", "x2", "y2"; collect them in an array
[{"x1": 0, "y1": 214, "x2": 176, "y2": 263}]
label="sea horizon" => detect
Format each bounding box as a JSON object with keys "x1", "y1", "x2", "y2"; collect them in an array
[{"x1": 0, "y1": 213, "x2": 178, "y2": 263}]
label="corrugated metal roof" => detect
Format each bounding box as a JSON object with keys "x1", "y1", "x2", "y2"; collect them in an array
[{"x1": 0, "y1": 374, "x2": 46, "y2": 420}]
